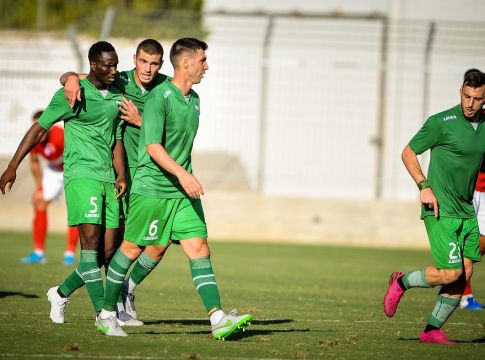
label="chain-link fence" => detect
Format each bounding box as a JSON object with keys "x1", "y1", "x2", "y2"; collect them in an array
[{"x1": 1, "y1": 10, "x2": 485, "y2": 201}]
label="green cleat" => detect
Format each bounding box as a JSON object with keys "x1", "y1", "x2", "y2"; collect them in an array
[{"x1": 211, "y1": 309, "x2": 253, "y2": 340}]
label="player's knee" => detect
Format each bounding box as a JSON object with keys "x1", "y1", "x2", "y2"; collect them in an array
[
  {"x1": 34, "y1": 199, "x2": 48, "y2": 210},
  {"x1": 146, "y1": 245, "x2": 167, "y2": 260},
  {"x1": 120, "y1": 240, "x2": 143, "y2": 260}
]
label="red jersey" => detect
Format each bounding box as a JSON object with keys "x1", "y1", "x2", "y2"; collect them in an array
[
  {"x1": 476, "y1": 169, "x2": 485, "y2": 192},
  {"x1": 31, "y1": 125, "x2": 64, "y2": 170}
]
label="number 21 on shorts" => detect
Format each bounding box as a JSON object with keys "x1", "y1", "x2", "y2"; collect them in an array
[{"x1": 448, "y1": 242, "x2": 462, "y2": 265}]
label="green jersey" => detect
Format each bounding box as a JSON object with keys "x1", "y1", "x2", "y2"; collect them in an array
[
  {"x1": 131, "y1": 81, "x2": 200, "y2": 198},
  {"x1": 409, "y1": 105, "x2": 485, "y2": 218},
  {"x1": 38, "y1": 77, "x2": 123, "y2": 185},
  {"x1": 114, "y1": 70, "x2": 169, "y2": 169}
]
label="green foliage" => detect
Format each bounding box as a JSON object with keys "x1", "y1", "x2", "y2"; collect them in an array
[
  {"x1": 0, "y1": 0, "x2": 206, "y2": 39},
  {"x1": 0, "y1": 232, "x2": 484, "y2": 359}
]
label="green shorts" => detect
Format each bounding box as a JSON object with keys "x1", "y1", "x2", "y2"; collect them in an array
[
  {"x1": 424, "y1": 215, "x2": 481, "y2": 269},
  {"x1": 124, "y1": 193, "x2": 207, "y2": 246},
  {"x1": 65, "y1": 178, "x2": 119, "y2": 228},
  {"x1": 119, "y1": 167, "x2": 136, "y2": 225}
]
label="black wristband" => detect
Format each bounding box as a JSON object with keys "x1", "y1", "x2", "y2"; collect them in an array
[{"x1": 417, "y1": 180, "x2": 431, "y2": 191}]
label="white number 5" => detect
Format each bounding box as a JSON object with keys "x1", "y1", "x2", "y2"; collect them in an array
[{"x1": 89, "y1": 196, "x2": 98, "y2": 214}]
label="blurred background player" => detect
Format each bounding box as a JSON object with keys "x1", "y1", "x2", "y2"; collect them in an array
[{"x1": 20, "y1": 110, "x2": 78, "y2": 265}]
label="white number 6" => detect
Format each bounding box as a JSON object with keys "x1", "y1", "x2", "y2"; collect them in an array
[{"x1": 149, "y1": 220, "x2": 159, "y2": 237}]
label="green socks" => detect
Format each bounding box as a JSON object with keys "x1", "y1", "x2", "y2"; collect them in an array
[
  {"x1": 78, "y1": 250, "x2": 104, "y2": 312},
  {"x1": 190, "y1": 256, "x2": 221, "y2": 313},
  {"x1": 116, "y1": 252, "x2": 160, "y2": 305},
  {"x1": 59, "y1": 267, "x2": 85, "y2": 297},
  {"x1": 402, "y1": 269, "x2": 432, "y2": 289},
  {"x1": 104, "y1": 249, "x2": 134, "y2": 311},
  {"x1": 130, "y1": 252, "x2": 161, "y2": 285},
  {"x1": 427, "y1": 294, "x2": 460, "y2": 328}
]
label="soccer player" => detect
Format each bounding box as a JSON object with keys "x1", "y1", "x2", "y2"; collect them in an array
[
  {"x1": 95, "y1": 38, "x2": 253, "y2": 338},
  {"x1": 61, "y1": 39, "x2": 171, "y2": 325},
  {"x1": 0, "y1": 41, "x2": 126, "y2": 324},
  {"x1": 383, "y1": 69, "x2": 485, "y2": 345},
  {"x1": 19, "y1": 110, "x2": 79, "y2": 265}
]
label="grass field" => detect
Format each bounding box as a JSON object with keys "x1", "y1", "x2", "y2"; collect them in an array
[{"x1": 0, "y1": 231, "x2": 484, "y2": 359}]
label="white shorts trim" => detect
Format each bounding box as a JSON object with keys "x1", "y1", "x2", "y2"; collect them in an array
[
  {"x1": 473, "y1": 190, "x2": 485, "y2": 235},
  {"x1": 41, "y1": 166, "x2": 64, "y2": 202}
]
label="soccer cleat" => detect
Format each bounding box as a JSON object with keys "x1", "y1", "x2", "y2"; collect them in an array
[
  {"x1": 63, "y1": 253, "x2": 75, "y2": 266},
  {"x1": 96, "y1": 315, "x2": 128, "y2": 336},
  {"x1": 419, "y1": 329, "x2": 456, "y2": 346},
  {"x1": 117, "y1": 310, "x2": 144, "y2": 326},
  {"x1": 460, "y1": 295, "x2": 484, "y2": 310},
  {"x1": 121, "y1": 280, "x2": 138, "y2": 320},
  {"x1": 211, "y1": 309, "x2": 253, "y2": 340},
  {"x1": 47, "y1": 286, "x2": 69, "y2": 324},
  {"x1": 383, "y1": 271, "x2": 405, "y2": 317},
  {"x1": 20, "y1": 252, "x2": 46, "y2": 264}
]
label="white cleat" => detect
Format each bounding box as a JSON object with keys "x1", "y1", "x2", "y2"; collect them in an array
[
  {"x1": 96, "y1": 315, "x2": 128, "y2": 336},
  {"x1": 47, "y1": 286, "x2": 69, "y2": 324},
  {"x1": 122, "y1": 280, "x2": 138, "y2": 320},
  {"x1": 211, "y1": 309, "x2": 253, "y2": 340},
  {"x1": 118, "y1": 310, "x2": 144, "y2": 326}
]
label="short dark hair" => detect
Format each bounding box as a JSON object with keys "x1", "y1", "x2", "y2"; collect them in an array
[
  {"x1": 136, "y1": 39, "x2": 164, "y2": 58},
  {"x1": 88, "y1": 41, "x2": 116, "y2": 62},
  {"x1": 169, "y1": 38, "x2": 208, "y2": 67},
  {"x1": 32, "y1": 110, "x2": 43, "y2": 120},
  {"x1": 463, "y1": 68, "x2": 485, "y2": 88}
]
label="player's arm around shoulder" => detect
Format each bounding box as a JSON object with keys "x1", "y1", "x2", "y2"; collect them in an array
[{"x1": 60, "y1": 71, "x2": 88, "y2": 108}]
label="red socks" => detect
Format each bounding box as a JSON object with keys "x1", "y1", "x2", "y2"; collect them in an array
[
  {"x1": 33, "y1": 209, "x2": 47, "y2": 251},
  {"x1": 66, "y1": 226, "x2": 79, "y2": 253}
]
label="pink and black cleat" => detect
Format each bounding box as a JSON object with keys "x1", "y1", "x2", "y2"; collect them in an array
[
  {"x1": 419, "y1": 329, "x2": 456, "y2": 346},
  {"x1": 383, "y1": 271, "x2": 405, "y2": 317}
]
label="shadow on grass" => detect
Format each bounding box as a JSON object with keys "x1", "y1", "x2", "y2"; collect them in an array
[
  {"x1": 0, "y1": 291, "x2": 39, "y2": 299},
  {"x1": 143, "y1": 318, "x2": 293, "y2": 326},
  {"x1": 399, "y1": 337, "x2": 485, "y2": 344},
  {"x1": 134, "y1": 327, "x2": 310, "y2": 340}
]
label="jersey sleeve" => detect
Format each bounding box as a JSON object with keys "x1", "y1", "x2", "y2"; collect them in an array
[
  {"x1": 37, "y1": 88, "x2": 73, "y2": 130},
  {"x1": 142, "y1": 91, "x2": 166, "y2": 146},
  {"x1": 408, "y1": 116, "x2": 443, "y2": 155}
]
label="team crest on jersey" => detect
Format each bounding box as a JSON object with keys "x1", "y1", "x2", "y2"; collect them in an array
[
  {"x1": 194, "y1": 105, "x2": 200, "y2": 113},
  {"x1": 163, "y1": 90, "x2": 172, "y2": 98},
  {"x1": 443, "y1": 115, "x2": 457, "y2": 121}
]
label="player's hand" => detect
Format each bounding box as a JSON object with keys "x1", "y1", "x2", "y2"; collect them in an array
[
  {"x1": 64, "y1": 75, "x2": 81, "y2": 108},
  {"x1": 119, "y1": 98, "x2": 142, "y2": 127},
  {"x1": 115, "y1": 176, "x2": 127, "y2": 199},
  {"x1": 420, "y1": 187, "x2": 439, "y2": 218},
  {"x1": 178, "y1": 172, "x2": 204, "y2": 199},
  {"x1": 0, "y1": 167, "x2": 17, "y2": 195}
]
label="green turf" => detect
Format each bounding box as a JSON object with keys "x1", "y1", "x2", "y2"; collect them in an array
[{"x1": 0, "y1": 231, "x2": 484, "y2": 359}]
